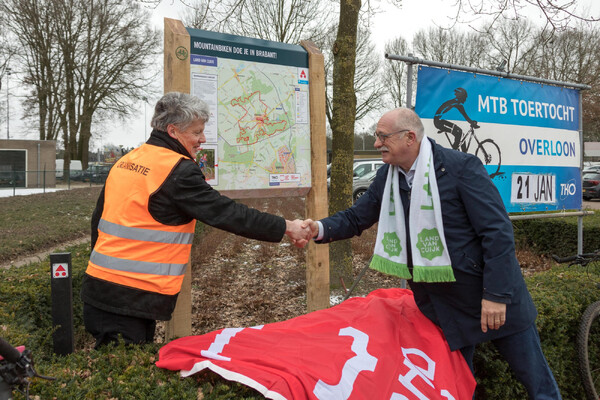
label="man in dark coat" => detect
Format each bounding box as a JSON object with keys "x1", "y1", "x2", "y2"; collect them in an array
[{"x1": 302, "y1": 108, "x2": 561, "y2": 399}]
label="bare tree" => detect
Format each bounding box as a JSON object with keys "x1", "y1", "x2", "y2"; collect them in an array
[
  {"x1": 319, "y1": 23, "x2": 386, "y2": 129},
  {"x1": 479, "y1": 18, "x2": 538, "y2": 74},
  {"x1": 0, "y1": 16, "x2": 15, "y2": 85},
  {"x1": 0, "y1": 12, "x2": 17, "y2": 127},
  {"x1": 412, "y1": 26, "x2": 490, "y2": 68},
  {"x1": 0, "y1": 0, "x2": 63, "y2": 142},
  {"x1": 353, "y1": 28, "x2": 386, "y2": 122},
  {"x1": 383, "y1": 36, "x2": 409, "y2": 108},
  {"x1": 527, "y1": 23, "x2": 600, "y2": 141},
  {"x1": 180, "y1": 0, "x2": 218, "y2": 31},
  {"x1": 2, "y1": 0, "x2": 160, "y2": 169},
  {"x1": 208, "y1": 0, "x2": 331, "y2": 44},
  {"x1": 73, "y1": 0, "x2": 161, "y2": 167},
  {"x1": 449, "y1": 0, "x2": 600, "y2": 32}
]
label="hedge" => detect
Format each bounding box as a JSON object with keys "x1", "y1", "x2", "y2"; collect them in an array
[
  {"x1": 0, "y1": 243, "x2": 261, "y2": 400},
  {"x1": 512, "y1": 212, "x2": 600, "y2": 257},
  {"x1": 474, "y1": 262, "x2": 600, "y2": 399},
  {"x1": 2, "y1": 243, "x2": 600, "y2": 399}
]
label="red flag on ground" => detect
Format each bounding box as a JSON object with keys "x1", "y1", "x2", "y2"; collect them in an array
[{"x1": 157, "y1": 288, "x2": 476, "y2": 399}]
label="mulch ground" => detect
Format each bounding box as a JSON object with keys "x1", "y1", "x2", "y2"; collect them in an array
[{"x1": 153, "y1": 197, "x2": 557, "y2": 339}]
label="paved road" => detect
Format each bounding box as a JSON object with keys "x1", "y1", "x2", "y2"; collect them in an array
[{"x1": 583, "y1": 200, "x2": 600, "y2": 210}]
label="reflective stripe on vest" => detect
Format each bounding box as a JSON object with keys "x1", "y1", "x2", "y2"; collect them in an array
[
  {"x1": 98, "y1": 219, "x2": 194, "y2": 245},
  {"x1": 90, "y1": 250, "x2": 188, "y2": 276}
]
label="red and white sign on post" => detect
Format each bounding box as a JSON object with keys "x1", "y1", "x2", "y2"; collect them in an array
[
  {"x1": 52, "y1": 263, "x2": 69, "y2": 279},
  {"x1": 157, "y1": 288, "x2": 476, "y2": 400},
  {"x1": 50, "y1": 252, "x2": 74, "y2": 355}
]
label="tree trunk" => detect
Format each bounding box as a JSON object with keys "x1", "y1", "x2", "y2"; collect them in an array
[
  {"x1": 329, "y1": 0, "x2": 361, "y2": 288},
  {"x1": 78, "y1": 110, "x2": 92, "y2": 170},
  {"x1": 60, "y1": 114, "x2": 70, "y2": 179},
  {"x1": 38, "y1": 93, "x2": 47, "y2": 141}
]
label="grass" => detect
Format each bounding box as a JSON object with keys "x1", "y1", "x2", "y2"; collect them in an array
[
  {"x1": 2, "y1": 188, "x2": 600, "y2": 399},
  {"x1": 0, "y1": 187, "x2": 102, "y2": 264}
]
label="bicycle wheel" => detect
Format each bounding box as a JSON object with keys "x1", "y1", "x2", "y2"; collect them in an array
[
  {"x1": 577, "y1": 300, "x2": 600, "y2": 400},
  {"x1": 475, "y1": 139, "x2": 501, "y2": 177}
]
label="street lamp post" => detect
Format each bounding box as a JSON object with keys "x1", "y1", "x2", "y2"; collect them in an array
[
  {"x1": 6, "y1": 67, "x2": 10, "y2": 140},
  {"x1": 143, "y1": 96, "x2": 148, "y2": 141}
]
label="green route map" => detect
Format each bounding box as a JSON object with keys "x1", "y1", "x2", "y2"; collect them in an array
[{"x1": 189, "y1": 32, "x2": 311, "y2": 192}]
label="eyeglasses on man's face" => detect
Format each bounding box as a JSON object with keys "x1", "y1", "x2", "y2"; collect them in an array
[{"x1": 373, "y1": 129, "x2": 410, "y2": 143}]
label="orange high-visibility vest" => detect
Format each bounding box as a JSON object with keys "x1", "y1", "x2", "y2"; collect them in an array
[{"x1": 86, "y1": 144, "x2": 196, "y2": 296}]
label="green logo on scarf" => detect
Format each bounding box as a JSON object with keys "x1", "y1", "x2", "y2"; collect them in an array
[
  {"x1": 416, "y1": 228, "x2": 444, "y2": 260},
  {"x1": 421, "y1": 168, "x2": 433, "y2": 210},
  {"x1": 382, "y1": 232, "x2": 402, "y2": 257}
]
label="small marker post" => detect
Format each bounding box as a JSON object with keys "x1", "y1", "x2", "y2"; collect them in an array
[{"x1": 50, "y1": 253, "x2": 74, "y2": 355}]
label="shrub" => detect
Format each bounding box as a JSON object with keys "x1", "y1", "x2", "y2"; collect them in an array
[
  {"x1": 2, "y1": 243, "x2": 599, "y2": 399},
  {"x1": 473, "y1": 262, "x2": 600, "y2": 399},
  {"x1": 513, "y1": 211, "x2": 600, "y2": 257},
  {"x1": 0, "y1": 242, "x2": 264, "y2": 400}
]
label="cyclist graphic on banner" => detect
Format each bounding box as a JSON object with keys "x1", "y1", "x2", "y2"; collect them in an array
[
  {"x1": 434, "y1": 88, "x2": 479, "y2": 152},
  {"x1": 433, "y1": 87, "x2": 503, "y2": 177}
]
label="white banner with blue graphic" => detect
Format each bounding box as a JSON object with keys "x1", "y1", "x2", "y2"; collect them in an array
[{"x1": 415, "y1": 66, "x2": 581, "y2": 213}]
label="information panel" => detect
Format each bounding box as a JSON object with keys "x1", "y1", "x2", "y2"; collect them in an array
[
  {"x1": 187, "y1": 28, "x2": 311, "y2": 192},
  {"x1": 415, "y1": 66, "x2": 581, "y2": 213}
]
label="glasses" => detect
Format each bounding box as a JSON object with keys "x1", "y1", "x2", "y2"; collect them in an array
[{"x1": 374, "y1": 129, "x2": 410, "y2": 143}]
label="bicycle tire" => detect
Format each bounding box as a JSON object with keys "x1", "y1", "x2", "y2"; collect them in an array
[
  {"x1": 577, "y1": 300, "x2": 600, "y2": 400},
  {"x1": 475, "y1": 139, "x2": 501, "y2": 176}
]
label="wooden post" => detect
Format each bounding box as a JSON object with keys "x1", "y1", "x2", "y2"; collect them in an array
[
  {"x1": 164, "y1": 18, "x2": 192, "y2": 339},
  {"x1": 301, "y1": 40, "x2": 330, "y2": 312},
  {"x1": 164, "y1": 18, "x2": 191, "y2": 93}
]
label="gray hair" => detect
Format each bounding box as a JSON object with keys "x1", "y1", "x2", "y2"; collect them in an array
[
  {"x1": 395, "y1": 108, "x2": 425, "y2": 141},
  {"x1": 150, "y1": 92, "x2": 210, "y2": 131}
]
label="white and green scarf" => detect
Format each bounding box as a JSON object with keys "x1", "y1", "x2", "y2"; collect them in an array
[{"x1": 369, "y1": 137, "x2": 455, "y2": 282}]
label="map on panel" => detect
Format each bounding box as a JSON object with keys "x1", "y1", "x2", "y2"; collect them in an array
[{"x1": 188, "y1": 28, "x2": 311, "y2": 192}]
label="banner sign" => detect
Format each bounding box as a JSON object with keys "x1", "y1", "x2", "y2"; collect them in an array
[
  {"x1": 415, "y1": 66, "x2": 581, "y2": 213},
  {"x1": 187, "y1": 28, "x2": 311, "y2": 192},
  {"x1": 157, "y1": 288, "x2": 475, "y2": 400}
]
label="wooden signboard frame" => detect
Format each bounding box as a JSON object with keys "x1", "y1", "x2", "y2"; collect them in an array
[{"x1": 163, "y1": 18, "x2": 329, "y2": 338}]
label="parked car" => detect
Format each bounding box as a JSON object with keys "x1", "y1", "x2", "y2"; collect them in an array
[
  {"x1": 583, "y1": 172, "x2": 600, "y2": 200},
  {"x1": 583, "y1": 165, "x2": 600, "y2": 174},
  {"x1": 327, "y1": 158, "x2": 384, "y2": 184},
  {"x1": 353, "y1": 159, "x2": 384, "y2": 178},
  {"x1": 71, "y1": 164, "x2": 112, "y2": 183},
  {"x1": 352, "y1": 169, "x2": 378, "y2": 202}
]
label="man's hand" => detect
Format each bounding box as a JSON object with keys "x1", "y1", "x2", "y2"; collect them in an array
[
  {"x1": 480, "y1": 299, "x2": 506, "y2": 333},
  {"x1": 302, "y1": 219, "x2": 319, "y2": 239},
  {"x1": 285, "y1": 219, "x2": 313, "y2": 248}
]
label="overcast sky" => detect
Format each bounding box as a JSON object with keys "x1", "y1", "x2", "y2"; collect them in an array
[{"x1": 4, "y1": 0, "x2": 600, "y2": 150}]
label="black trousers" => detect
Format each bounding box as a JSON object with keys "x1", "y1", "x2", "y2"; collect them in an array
[{"x1": 83, "y1": 303, "x2": 156, "y2": 349}]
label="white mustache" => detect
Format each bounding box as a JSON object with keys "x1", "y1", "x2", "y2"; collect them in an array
[{"x1": 379, "y1": 146, "x2": 390, "y2": 152}]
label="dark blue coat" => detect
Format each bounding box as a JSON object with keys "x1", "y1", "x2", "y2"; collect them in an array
[{"x1": 318, "y1": 139, "x2": 537, "y2": 350}]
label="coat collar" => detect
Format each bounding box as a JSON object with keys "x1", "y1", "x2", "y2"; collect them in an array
[
  {"x1": 428, "y1": 137, "x2": 448, "y2": 179},
  {"x1": 146, "y1": 129, "x2": 195, "y2": 160},
  {"x1": 381, "y1": 137, "x2": 448, "y2": 192}
]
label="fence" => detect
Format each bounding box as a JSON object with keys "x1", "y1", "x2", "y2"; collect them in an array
[{"x1": 0, "y1": 169, "x2": 108, "y2": 197}]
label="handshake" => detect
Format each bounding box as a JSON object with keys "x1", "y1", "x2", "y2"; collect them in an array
[{"x1": 285, "y1": 219, "x2": 319, "y2": 248}]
